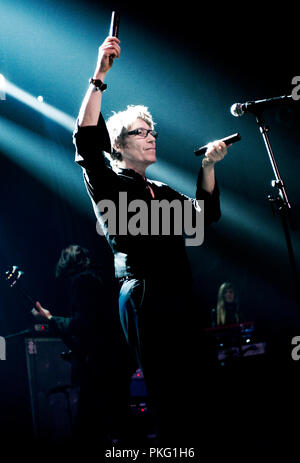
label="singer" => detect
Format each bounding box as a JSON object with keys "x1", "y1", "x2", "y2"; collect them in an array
[{"x1": 74, "y1": 35, "x2": 229, "y2": 449}]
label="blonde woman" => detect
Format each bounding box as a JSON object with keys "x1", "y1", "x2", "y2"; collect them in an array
[{"x1": 216, "y1": 282, "x2": 241, "y2": 326}]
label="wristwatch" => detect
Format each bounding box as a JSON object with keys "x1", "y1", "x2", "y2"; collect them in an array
[{"x1": 89, "y1": 78, "x2": 107, "y2": 92}]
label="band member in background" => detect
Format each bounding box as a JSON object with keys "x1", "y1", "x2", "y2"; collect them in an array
[
  {"x1": 33, "y1": 244, "x2": 133, "y2": 451},
  {"x1": 214, "y1": 281, "x2": 241, "y2": 326}
]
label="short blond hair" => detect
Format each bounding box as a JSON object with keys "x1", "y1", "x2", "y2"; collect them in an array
[{"x1": 106, "y1": 105, "x2": 155, "y2": 163}]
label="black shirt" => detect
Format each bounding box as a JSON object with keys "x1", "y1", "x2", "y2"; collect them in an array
[{"x1": 73, "y1": 113, "x2": 221, "y2": 279}]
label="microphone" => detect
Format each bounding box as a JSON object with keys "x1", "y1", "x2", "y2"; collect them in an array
[
  {"x1": 230, "y1": 94, "x2": 293, "y2": 117},
  {"x1": 194, "y1": 133, "x2": 241, "y2": 156},
  {"x1": 109, "y1": 11, "x2": 120, "y2": 38}
]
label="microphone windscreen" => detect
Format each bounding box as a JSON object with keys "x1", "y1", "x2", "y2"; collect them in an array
[{"x1": 230, "y1": 103, "x2": 244, "y2": 117}]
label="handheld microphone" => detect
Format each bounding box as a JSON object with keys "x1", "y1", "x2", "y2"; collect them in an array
[
  {"x1": 230, "y1": 95, "x2": 293, "y2": 117},
  {"x1": 109, "y1": 11, "x2": 120, "y2": 38},
  {"x1": 194, "y1": 133, "x2": 241, "y2": 156}
]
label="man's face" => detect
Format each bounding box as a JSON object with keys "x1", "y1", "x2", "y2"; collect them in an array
[{"x1": 120, "y1": 118, "x2": 157, "y2": 169}]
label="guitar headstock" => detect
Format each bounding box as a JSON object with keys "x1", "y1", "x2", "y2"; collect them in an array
[{"x1": 5, "y1": 265, "x2": 24, "y2": 288}]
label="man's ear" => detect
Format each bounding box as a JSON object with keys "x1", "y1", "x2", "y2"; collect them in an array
[{"x1": 114, "y1": 141, "x2": 122, "y2": 151}]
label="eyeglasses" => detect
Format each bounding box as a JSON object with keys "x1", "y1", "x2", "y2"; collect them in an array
[{"x1": 127, "y1": 128, "x2": 158, "y2": 139}]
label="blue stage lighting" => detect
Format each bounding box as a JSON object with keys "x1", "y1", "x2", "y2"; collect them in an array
[
  {"x1": 0, "y1": 74, "x2": 6, "y2": 100},
  {"x1": 0, "y1": 116, "x2": 92, "y2": 217},
  {"x1": 4, "y1": 79, "x2": 75, "y2": 131}
]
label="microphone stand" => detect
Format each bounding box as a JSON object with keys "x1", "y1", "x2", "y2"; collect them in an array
[{"x1": 254, "y1": 111, "x2": 300, "y2": 314}]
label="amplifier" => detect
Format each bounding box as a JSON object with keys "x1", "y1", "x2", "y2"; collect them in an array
[{"x1": 25, "y1": 337, "x2": 77, "y2": 444}]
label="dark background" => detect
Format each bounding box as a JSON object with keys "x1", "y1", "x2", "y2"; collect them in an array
[{"x1": 0, "y1": 0, "x2": 300, "y2": 451}]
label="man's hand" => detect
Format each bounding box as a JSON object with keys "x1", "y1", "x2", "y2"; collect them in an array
[
  {"x1": 31, "y1": 301, "x2": 53, "y2": 320},
  {"x1": 202, "y1": 140, "x2": 229, "y2": 169},
  {"x1": 201, "y1": 140, "x2": 230, "y2": 193},
  {"x1": 94, "y1": 36, "x2": 121, "y2": 78}
]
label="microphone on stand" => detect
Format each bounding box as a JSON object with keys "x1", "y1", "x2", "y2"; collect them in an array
[
  {"x1": 230, "y1": 95, "x2": 293, "y2": 117},
  {"x1": 194, "y1": 133, "x2": 241, "y2": 156}
]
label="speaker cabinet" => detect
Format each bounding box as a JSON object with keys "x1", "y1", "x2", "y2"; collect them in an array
[{"x1": 25, "y1": 337, "x2": 78, "y2": 444}]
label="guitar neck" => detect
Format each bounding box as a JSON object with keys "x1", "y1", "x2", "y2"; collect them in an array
[
  {"x1": 5, "y1": 266, "x2": 36, "y2": 307},
  {"x1": 17, "y1": 285, "x2": 36, "y2": 305}
]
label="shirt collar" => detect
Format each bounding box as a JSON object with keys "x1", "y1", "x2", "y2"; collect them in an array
[{"x1": 113, "y1": 166, "x2": 148, "y2": 184}]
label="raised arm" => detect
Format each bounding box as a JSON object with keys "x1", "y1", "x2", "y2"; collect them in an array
[{"x1": 78, "y1": 36, "x2": 121, "y2": 127}]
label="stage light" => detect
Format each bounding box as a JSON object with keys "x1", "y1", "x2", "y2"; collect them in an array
[
  {"x1": 0, "y1": 74, "x2": 6, "y2": 100},
  {"x1": 4, "y1": 78, "x2": 75, "y2": 131},
  {"x1": 0, "y1": 116, "x2": 92, "y2": 217}
]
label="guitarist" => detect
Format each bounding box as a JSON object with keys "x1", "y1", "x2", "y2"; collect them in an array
[{"x1": 32, "y1": 244, "x2": 133, "y2": 451}]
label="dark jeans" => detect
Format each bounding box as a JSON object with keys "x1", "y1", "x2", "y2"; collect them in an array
[{"x1": 119, "y1": 275, "x2": 206, "y2": 446}]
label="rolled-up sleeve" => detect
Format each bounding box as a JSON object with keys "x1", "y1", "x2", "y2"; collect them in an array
[
  {"x1": 196, "y1": 168, "x2": 221, "y2": 225},
  {"x1": 73, "y1": 113, "x2": 117, "y2": 203},
  {"x1": 73, "y1": 112, "x2": 111, "y2": 170}
]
